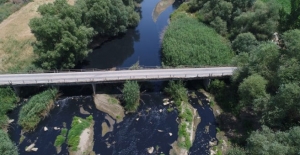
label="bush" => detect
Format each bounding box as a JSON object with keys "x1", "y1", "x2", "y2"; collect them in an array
[
  {"x1": 54, "y1": 128, "x2": 68, "y2": 147},
  {"x1": 0, "y1": 130, "x2": 18, "y2": 155},
  {"x1": 67, "y1": 115, "x2": 93, "y2": 151},
  {"x1": 164, "y1": 81, "x2": 187, "y2": 107},
  {"x1": 122, "y1": 81, "x2": 140, "y2": 112},
  {"x1": 162, "y1": 14, "x2": 233, "y2": 67},
  {"x1": 0, "y1": 87, "x2": 18, "y2": 128},
  {"x1": 18, "y1": 89, "x2": 58, "y2": 131}
]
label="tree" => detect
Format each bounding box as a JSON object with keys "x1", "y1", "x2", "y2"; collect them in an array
[
  {"x1": 79, "y1": 0, "x2": 140, "y2": 36},
  {"x1": 246, "y1": 126, "x2": 289, "y2": 155},
  {"x1": 238, "y1": 74, "x2": 268, "y2": 109},
  {"x1": 282, "y1": 29, "x2": 300, "y2": 60},
  {"x1": 122, "y1": 81, "x2": 140, "y2": 112},
  {"x1": 29, "y1": 0, "x2": 95, "y2": 69},
  {"x1": 232, "y1": 32, "x2": 258, "y2": 54},
  {"x1": 265, "y1": 83, "x2": 300, "y2": 127},
  {"x1": 232, "y1": 0, "x2": 279, "y2": 40}
]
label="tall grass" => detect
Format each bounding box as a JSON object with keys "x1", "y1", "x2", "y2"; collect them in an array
[
  {"x1": 0, "y1": 87, "x2": 18, "y2": 129},
  {"x1": 67, "y1": 115, "x2": 93, "y2": 151},
  {"x1": 162, "y1": 13, "x2": 234, "y2": 67},
  {"x1": 122, "y1": 81, "x2": 140, "y2": 112},
  {"x1": 54, "y1": 128, "x2": 68, "y2": 147},
  {"x1": 0, "y1": 38, "x2": 38, "y2": 73},
  {"x1": 18, "y1": 88, "x2": 58, "y2": 132},
  {"x1": 0, "y1": 129, "x2": 18, "y2": 155}
]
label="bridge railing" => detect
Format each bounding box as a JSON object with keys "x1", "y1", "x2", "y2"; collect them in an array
[{"x1": 0, "y1": 65, "x2": 236, "y2": 74}]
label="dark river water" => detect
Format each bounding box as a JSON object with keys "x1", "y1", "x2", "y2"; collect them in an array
[
  {"x1": 8, "y1": 0, "x2": 217, "y2": 154},
  {"x1": 82, "y1": 0, "x2": 178, "y2": 69}
]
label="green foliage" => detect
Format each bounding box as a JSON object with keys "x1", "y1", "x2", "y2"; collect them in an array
[
  {"x1": 78, "y1": 0, "x2": 139, "y2": 36},
  {"x1": 238, "y1": 74, "x2": 268, "y2": 108},
  {"x1": 0, "y1": 3, "x2": 24, "y2": 23},
  {"x1": 278, "y1": 0, "x2": 299, "y2": 31},
  {"x1": 232, "y1": 33, "x2": 258, "y2": 54},
  {"x1": 164, "y1": 81, "x2": 187, "y2": 107},
  {"x1": 170, "y1": 2, "x2": 190, "y2": 20},
  {"x1": 281, "y1": 29, "x2": 300, "y2": 60},
  {"x1": 0, "y1": 87, "x2": 18, "y2": 128},
  {"x1": 162, "y1": 14, "x2": 233, "y2": 67},
  {"x1": 54, "y1": 135, "x2": 66, "y2": 147},
  {"x1": 245, "y1": 126, "x2": 300, "y2": 155},
  {"x1": 67, "y1": 115, "x2": 93, "y2": 151},
  {"x1": 122, "y1": 81, "x2": 140, "y2": 112},
  {"x1": 29, "y1": 0, "x2": 95, "y2": 69},
  {"x1": 0, "y1": 130, "x2": 18, "y2": 155},
  {"x1": 18, "y1": 89, "x2": 58, "y2": 131},
  {"x1": 190, "y1": 0, "x2": 279, "y2": 40},
  {"x1": 226, "y1": 146, "x2": 246, "y2": 155}
]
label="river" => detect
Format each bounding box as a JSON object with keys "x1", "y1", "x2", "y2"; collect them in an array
[{"x1": 8, "y1": 0, "x2": 217, "y2": 154}]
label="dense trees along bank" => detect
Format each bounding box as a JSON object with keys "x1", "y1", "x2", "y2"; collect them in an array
[
  {"x1": 162, "y1": 0, "x2": 300, "y2": 154},
  {"x1": 30, "y1": 0, "x2": 141, "y2": 69}
]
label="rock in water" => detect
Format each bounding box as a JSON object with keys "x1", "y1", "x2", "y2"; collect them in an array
[
  {"x1": 159, "y1": 109, "x2": 163, "y2": 112},
  {"x1": 169, "y1": 133, "x2": 172, "y2": 136},
  {"x1": 8, "y1": 119, "x2": 14, "y2": 123},
  {"x1": 163, "y1": 102, "x2": 169, "y2": 105},
  {"x1": 136, "y1": 118, "x2": 139, "y2": 121},
  {"x1": 147, "y1": 147, "x2": 154, "y2": 154},
  {"x1": 44, "y1": 127, "x2": 48, "y2": 131},
  {"x1": 54, "y1": 127, "x2": 60, "y2": 130},
  {"x1": 31, "y1": 148, "x2": 38, "y2": 151},
  {"x1": 25, "y1": 144, "x2": 35, "y2": 152}
]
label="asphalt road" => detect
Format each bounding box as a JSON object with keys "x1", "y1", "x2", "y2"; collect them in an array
[{"x1": 0, "y1": 67, "x2": 237, "y2": 86}]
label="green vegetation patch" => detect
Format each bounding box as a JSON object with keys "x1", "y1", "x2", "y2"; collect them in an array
[
  {"x1": 262, "y1": 0, "x2": 291, "y2": 13},
  {"x1": 67, "y1": 115, "x2": 93, "y2": 151},
  {"x1": 122, "y1": 81, "x2": 140, "y2": 112},
  {"x1": 54, "y1": 128, "x2": 68, "y2": 147},
  {"x1": 162, "y1": 14, "x2": 233, "y2": 67},
  {"x1": 165, "y1": 81, "x2": 193, "y2": 150},
  {"x1": 0, "y1": 2, "x2": 26, "y2": 23},
  {"x1": 0, "y1": 87, "x2": 18, "y2": 129},
  {"x1": 0, "y1": 129, "x2": 18, "y2": 155},
  {"x1": 18, "y1": 89, "x2": 58, "y2": 131}
]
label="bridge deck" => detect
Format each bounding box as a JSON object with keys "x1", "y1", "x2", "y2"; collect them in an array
[{"x1": 0, "y1": 67, "x2": 236, "y2": 86}]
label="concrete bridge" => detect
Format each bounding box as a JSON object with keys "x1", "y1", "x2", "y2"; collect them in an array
[{"x1": 0, "y1": 67, "x2": 236, "y2": 94}]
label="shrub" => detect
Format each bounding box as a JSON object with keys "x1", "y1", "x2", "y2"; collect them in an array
[
  {"x1": 122, "y1": 81, "x2": 140, "y2": 112},
  {"x1": 67, "y1": 116, "x2": 93, "y2": 151},
  {"x1": 164, "y1": 81, "x2": 187, "y2": 106},
  {"x1": 18, "y1": 88, "x2": 58, "y2": 131}
]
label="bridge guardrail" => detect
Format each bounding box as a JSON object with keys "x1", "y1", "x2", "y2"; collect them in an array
[{"x1": 0, "y1": 65, "x2": 236, "y2": 74}]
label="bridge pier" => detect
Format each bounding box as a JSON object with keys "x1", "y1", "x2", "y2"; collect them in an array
[
  {"x1": 51, "y1": 85, "x2": 60, "y2": 91},
  {"x1": 92, "y1": 84, "x2": 96, "y2": 95},
  {"x1": 203, "y1": 79, "x2": 211, "y2": 90},
  {"x1": 12, "y1": 86, "x2": 20, "y2": 96}
]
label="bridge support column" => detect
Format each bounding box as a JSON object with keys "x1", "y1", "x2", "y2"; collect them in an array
[
  {"x1": 12, "y1": 86, "x2": 20, "y2": 96},
  {"x1": 51, "y1": 85, "x2": 60, "y2": 91},
  {"x1": 203, "y1": 79, "x2": 211, "y2": 90},
  {"x1": 92, "y1": 84, "x2": 96, "y2": 95}
]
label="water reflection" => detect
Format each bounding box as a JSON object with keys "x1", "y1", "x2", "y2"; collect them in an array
[{"x1": 82, "y1": 29, "x2": 140, "y2": 69}]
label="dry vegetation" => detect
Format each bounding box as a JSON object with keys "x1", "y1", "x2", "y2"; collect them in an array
[{"x1": 0, "y1": 0, "x2": 74, "y2": 72}]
